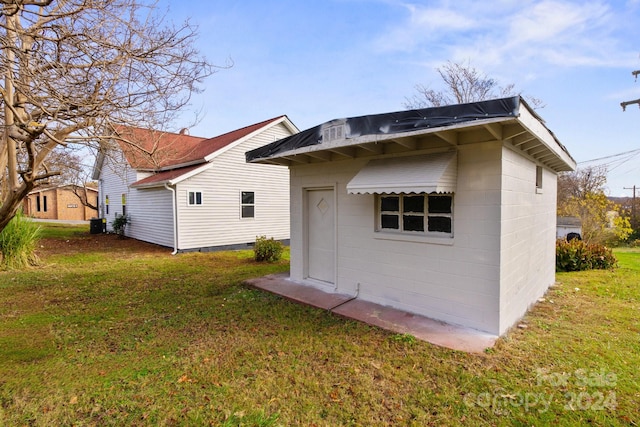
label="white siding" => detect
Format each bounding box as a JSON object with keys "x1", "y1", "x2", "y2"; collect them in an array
[
  {"x1": 97, "y1": 152, "x2": 136, "y2": 232},
  {"x1": 98, "y1": 151, "x2": 174, "y2": 247},
  {"x1": 96, "y1": 121, "x2": 293, "y2": 251},
  {"x1": 126, "y1": 186, "x2": 175, "y2": 248},
  {"x1": 498, "y1": 146, "x2": 557, "y2": 334},
  {"x1": 173, "y1": 122, "x2": 291, "y2": 250},
  {"x1": 289, "y1": 143, "x2": 504, "y2": 334}
]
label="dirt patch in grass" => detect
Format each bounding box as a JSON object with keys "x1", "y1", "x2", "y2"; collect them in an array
[{"x1": 37, "y1": 232, "x2": 170, "y2": 258}]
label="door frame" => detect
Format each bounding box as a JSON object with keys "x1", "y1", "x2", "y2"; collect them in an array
[{"x1": 303, "y1": 185, "x2": 338, "y2": 288}]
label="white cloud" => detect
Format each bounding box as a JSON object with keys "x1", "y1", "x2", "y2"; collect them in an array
[
  {"x1": 374, "y1": 0, "x2": 635, "y2": 71},
  {"x1": 373, "y1": 2, "x2": 479, "y2": 52}
]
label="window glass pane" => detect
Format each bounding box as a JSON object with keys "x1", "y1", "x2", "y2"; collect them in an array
[
  {"x1": 536, "y1": 166, "x2": 543, "y2": 188},
  {"x1": 188, "y1": 192, "x2": 195, "y2": 205},
  {"x1": 428, "y1": 216, "x2": 452, "y2": 233},
  {"x1": 428, "y1": 195, "x2": 452, "y2": 213},
  {"x1": 380, "y1": 196, "x2": 399, "y2": 212},
  {"x1": 242, "y1": 191, "x2": 254, "y2": 204},
  {"x1": 403, "y1": 195, "x2": 425, "y2": 213},
  {"x1": 196, "y1": 192, "x2": 202, "y2": 205},
  {"x1": 242, "y1": 205, "x2": 255, "y2": 218},
  {"x1": 403, "y1": 215, "x2": 424, "y2": 232},
  {"x1": 381, "y1": 214, "x2": 399, "y2": 229}
]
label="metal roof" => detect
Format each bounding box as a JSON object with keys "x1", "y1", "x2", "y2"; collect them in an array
[{"x1": 246, "y1": 97, "x2": 576, "y2": 173}]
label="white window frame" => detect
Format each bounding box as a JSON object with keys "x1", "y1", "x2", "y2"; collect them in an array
[
  {"x1": 241, "y1": 191, "x2": 255, "y2": 219},
  {"x1": 187, "y1": 190, "x2": 203, "y2": 206},
  {"x1": 535, "y1": 165, "x2": 544, "y2": 194},
  {"x1": 376, "y1": 193, "x2": 453, "y2": 237}
]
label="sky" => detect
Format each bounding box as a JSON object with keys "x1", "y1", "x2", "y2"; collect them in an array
[{"x1": 157, "y1": 0, "x2": 640, "y2": 196}]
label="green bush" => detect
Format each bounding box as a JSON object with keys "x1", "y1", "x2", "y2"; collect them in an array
[
  {"x1": 254, "y1": 235, "x2": 284, "y2": 262},
  {"x1": 111, "y1": 215, "x2": 129, "y2": 237},
  {"x1": 556, "y1": 239, "x2": 617, "y2": 272},
  {"x1": 0, "y1": 210, "x2": 41, "y2": 270}
]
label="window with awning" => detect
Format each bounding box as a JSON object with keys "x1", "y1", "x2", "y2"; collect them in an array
[{"x1": 346, "y1": 151, "x2": 457, "y2": 195}]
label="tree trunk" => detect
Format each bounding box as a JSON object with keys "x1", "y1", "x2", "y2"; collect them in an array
[{"x1": 0, "y1": 181, "x2": 33, "y2": 232}]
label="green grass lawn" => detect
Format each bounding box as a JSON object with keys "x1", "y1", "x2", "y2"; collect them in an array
[{"x1": 0, "y1": 223, "x2": 639, "y2": 426}]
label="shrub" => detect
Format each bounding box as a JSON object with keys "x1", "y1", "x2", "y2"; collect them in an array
[
  {"x1": 0, "y1": 210, "x2": 41, "y2": 270},
  {"x1": 254, "y1": 235, "x2": 283, "y2": 262},
  {"x1": 556, "y1": 239, "x2": 617, "y2": 272},
  {"x1": 111, "y1": 215, "x2": 129, "y2": 237}
]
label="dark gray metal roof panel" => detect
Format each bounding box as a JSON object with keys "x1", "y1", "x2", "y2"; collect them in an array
[{"x1": 246, "y1": 97, "x2": 520, "y2": 162}]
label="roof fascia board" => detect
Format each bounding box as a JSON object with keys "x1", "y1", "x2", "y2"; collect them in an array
[
  {"x1": 205, "y1": 116, "x2": 294, "y2": 162},
  {"x1": 132, "y1": 162, "x2": 213, "y2": 189},
  {"x1": 515, "y1": 104, "x2": 577, "y2": 171},
  {"x1": 131, "y1": 180, "x2": 171, "y2": 189},
  {"x1": 250, "y1": 116, "x2": 511, "y2": 162},
  {"x1": 169, "y1": 162, "x2": 213, "y2": 186},
  {"x1": 91, "y1": 150, "x2": 105, "y2": 180},
  {"x1": 156, "y1": 159, "x2": 205, "y2": 171}
]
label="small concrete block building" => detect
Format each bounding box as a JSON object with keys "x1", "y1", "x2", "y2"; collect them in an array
[{"x1": 247, "y1": 97, "x2": 576, "y2": 336}]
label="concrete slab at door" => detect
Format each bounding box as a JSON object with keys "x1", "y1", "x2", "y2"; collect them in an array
[{"x1": 306, "y1": 189, "x2": 335, "y2": 284}]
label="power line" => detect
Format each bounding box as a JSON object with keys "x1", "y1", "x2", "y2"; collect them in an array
[{"x1": 578, "y1": 148, "x2": 640, "y2": 164}]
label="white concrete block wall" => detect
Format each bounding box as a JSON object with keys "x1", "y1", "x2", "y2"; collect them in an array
[
  {"x1": 498, "y1": 146, "x2": 558, "y2": 334},
  {"x1": 289, "y1": 143, "x2": 506, "y2": 334}
]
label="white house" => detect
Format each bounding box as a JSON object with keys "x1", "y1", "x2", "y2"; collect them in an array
[
  {"x1": 556, "y1": 216, "x2": 582, "y2": 240},
  {"x1": 92, "y1": 116, "x2": 298, "y2": 253},
  {"x1": 246, "y1": 97, "x2": 576, "y2": 336}
]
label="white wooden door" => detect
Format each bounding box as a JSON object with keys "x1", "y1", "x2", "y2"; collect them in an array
[{"x1": 307, "y1": 189, "x2": 335, "y2": 284}]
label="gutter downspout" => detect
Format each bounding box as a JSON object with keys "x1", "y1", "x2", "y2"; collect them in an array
[{"x1": 164, "y1": 183, "x2": 178, "y2": 255}]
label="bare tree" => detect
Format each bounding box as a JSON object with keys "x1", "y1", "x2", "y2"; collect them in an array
[
  {"x1": 557, "y1": 166, "x2": 609, "y2": 203},
  {"x1": 404, "y1": 60, "x2": 544, "y2": 109},
  {"x1": 620, "y1": 70, "x2": 640, "y2": 111},
  {"x1": 0, "y1": 0, "x2": 219, "y2": 232}
]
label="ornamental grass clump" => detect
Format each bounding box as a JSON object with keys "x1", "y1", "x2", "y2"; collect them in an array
[
  {"x1": 254, "y1": 235, "x2": 284, "y2": 262},
  {"x1": 556, "y1": 238, "x2": 617, "y2": 272},
  {"x1": 0, "y1": 210, "x2": 41, "y2": 270}
]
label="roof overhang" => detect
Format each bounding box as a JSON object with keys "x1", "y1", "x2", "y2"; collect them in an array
[
  {"x1": 247, "y1": 97, "x2": 576, "y2": 173},
  {"x1": 130, "y1": 162, "x2": 209, "y2": 189}
]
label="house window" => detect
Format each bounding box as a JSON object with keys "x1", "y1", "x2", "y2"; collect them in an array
[
  {"x1": 188, "y1": 191, "x2": 202, "y2": 206},
  {"x1": 122, "y1": 193, "x2": 126, "y2": 216},
  {"x1": 378, "y1": 193, "x2": 453, "y2": 235},
  {"x1": 36, "y1": 195, "x2": 41, "y2": 212},
  {"x1": 42, "y1": 195, "x2": 48, "y2": 212},
  {"x1": 241, "y1": 191, "x2": 255, "y2": 218},
  {"x1": 535, "y1": 166, "x2": 543, "y2": 190}
]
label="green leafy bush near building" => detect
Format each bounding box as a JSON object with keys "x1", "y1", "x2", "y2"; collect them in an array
[
  {"x1": 254, "y1": 235, "x2": 284, "y2": 262},
  {"x1": 556, "y1": 239, "x2": 617, "y2": 272}
]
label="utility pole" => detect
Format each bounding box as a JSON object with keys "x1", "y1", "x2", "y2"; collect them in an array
[
  {"x1": 621, "y1": 70, "x2": 640, "y2": 111},
  {"x1": 624, "y1": 185, "x2": 637, "y2": 229}
]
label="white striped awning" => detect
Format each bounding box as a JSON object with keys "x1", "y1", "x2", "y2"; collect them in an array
[{"x1": 346, "y1": 151, "x2": 457, "y2": 195}]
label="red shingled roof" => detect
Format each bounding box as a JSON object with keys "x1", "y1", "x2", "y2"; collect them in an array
[
  {"x1": 132, "y1": 163, "x2": 204, "y2": 188},
  {"x1": 115, "y1": 116, "x2": 286, "y2": 171},
  {"x1": 114, "y1": 126, "x2": 207, "y2": 170},
  {"x1": 119, "y1": 116, "x2": 288, "y2": 188}
]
